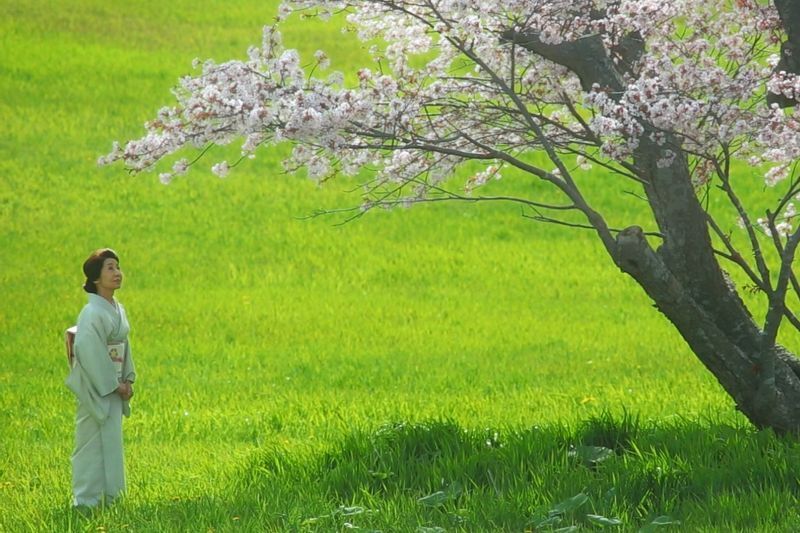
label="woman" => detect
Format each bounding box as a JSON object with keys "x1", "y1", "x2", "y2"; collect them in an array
[{"x1": 65, "y1": 248, "x2": 136, "y2": 508}]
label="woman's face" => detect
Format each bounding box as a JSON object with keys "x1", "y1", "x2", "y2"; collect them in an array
[{"x1": 95, "y1": 258, "x2": 123, "y2": 293}]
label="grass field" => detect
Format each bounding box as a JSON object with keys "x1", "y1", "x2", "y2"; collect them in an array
[{"x1": 2, "y1": 1, "x2": 800, "y2": 531}]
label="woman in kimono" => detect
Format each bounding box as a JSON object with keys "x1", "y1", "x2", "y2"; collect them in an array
[{"x1": 66, "y1": 248, "x2": 136, "y2": 508}]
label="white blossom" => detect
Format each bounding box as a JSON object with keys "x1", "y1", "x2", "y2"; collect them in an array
[
  {"x1": 212, "y1": 161, "x2": 230, "y2": 178},
  {"x1": 172, "y1": 158, "x2": 190, "y2": 176},
  {"x1": 101, "y1": 0, "x2": 792, "y2": 213},
  {"x1": 765, "y1": 164, "x2": 790, "y2": 187},
  {"x1": 313, "y1": 50, "x2": 330, "y2": 70}
]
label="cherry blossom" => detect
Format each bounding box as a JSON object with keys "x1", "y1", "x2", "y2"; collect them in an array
[{"x1": 101, "y1": 1, "x2": 797, "y2": 227}]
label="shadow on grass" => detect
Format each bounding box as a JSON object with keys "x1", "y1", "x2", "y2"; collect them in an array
[
  {"x1": 44, "y1": 494, "x2": 279, "y2": 532},
  {"x1": 234, "y1": 414, "x2": 800, "y2": 531},
  {"x1": 38, "y1": 415, "x2": 800, "y2": 531}
]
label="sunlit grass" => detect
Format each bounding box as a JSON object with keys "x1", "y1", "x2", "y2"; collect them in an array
[{"x1": 2, "y1": 0, "x2": 799, "y2": 531}]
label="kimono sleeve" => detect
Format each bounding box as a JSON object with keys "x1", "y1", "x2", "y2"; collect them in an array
[
  {"x1": 122, "y1": 339, "x2": 136, "y2": 384},
  {"x1": 74, "y1": 307, "x2": 119, "y2": 397}
]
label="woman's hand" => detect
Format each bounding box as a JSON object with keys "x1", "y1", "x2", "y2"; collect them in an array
[{"x1": 116, "y1": 381, "x2": 134, "y2": 401}]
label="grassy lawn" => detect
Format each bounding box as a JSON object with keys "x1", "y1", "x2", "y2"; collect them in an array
[{"x1": 2, "y1": 1, "x2": 799, "y2": 530}]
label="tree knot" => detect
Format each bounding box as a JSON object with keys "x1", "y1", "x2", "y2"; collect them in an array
[{"x1": 615, "y1": 225, "x2": 646, "y2": 273}]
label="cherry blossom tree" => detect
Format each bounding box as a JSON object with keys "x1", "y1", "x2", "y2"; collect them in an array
[{"x1": 103, "y1": 0, "x2": 800, "y2": 431}]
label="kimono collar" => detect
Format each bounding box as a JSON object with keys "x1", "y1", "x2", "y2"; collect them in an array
[{"x1": 88, "y1": 292, "x2": 119, "y2": 313}]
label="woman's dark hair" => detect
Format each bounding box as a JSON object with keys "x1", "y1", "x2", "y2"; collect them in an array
[{"x1": 82, "y1": 248, "x2": 120, "y2": 293}]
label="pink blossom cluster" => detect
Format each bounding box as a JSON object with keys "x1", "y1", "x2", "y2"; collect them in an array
[{"x1": 102, "y1": 0, "x2": 800, "y2": 224}]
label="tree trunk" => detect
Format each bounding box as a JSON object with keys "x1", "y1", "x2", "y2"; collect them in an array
[
  {"x1": 507, "y1": 10, "x2": 800, "y2": 432},
  {"x1": 614, "y1": 113, "x2": 800, "y2": 433},
  {"x1": 614, "y1": 210, "x2": 800, "y2": 432}
]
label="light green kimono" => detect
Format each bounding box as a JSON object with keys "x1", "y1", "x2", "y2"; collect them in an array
[{"x1": 66, "y1": 293, "x2": 136, "y2": 507}]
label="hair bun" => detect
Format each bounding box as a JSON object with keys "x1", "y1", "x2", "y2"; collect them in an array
[{"x1": 82, "y1": 248, "x2": 120, "y2": 294}]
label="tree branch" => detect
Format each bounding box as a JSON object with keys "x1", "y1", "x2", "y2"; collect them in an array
[
  {"x1": 500, "y1": 30, "x2": 625, "y2": 93},
  {"x1": 302, "y1": 192, "x2": 580, "y2": 222},
  {"x1": 761, "y1": 226, "x2": 800, "y2": 384},
  {"x1": 713, "y1": 151, "x2": 772, "y2": 291},
  {"x1": 523, "y1": 213, "x2": 662, "y2": 238},
  {"x1": 705, "y1": 212, "x2": 769, "y2": 293},
  {"x1": 447, "y1": 34, "x2": 618, "y2": 256}
]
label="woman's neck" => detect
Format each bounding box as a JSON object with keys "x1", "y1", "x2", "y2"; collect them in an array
[{"x1": 97, "y1": 288, "x2": 115, "y2": 304}]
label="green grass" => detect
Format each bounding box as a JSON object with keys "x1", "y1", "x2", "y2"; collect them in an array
[{"x1": 2, "y1": 0, "x2": 800, "y2": 531}]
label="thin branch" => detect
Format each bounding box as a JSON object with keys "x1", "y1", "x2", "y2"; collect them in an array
[
  {"x1": 712, "y1": 147, "x2": 772, "y2": 290},
  {"x1": 782, "y1": 306, "x2": 800, "y2": 332},
  {"x1": 705, "y1": 212, "x2": 768, "y2": 292},
  {"x1": 522, "y1": 212, "x2": 663, "y2": 238},
  {"x1": 299, "y1": 192, "x2": 580, "y2": 222},
  {"x1": 623, "y1": 190, "x2": 649, "y2": 203},
  {"x1": 761, "y1": 225, "x2": 800, "y2": 382},
  {"x1": 445, "y1": 32, "x2": 618, "y2": 254},
  {"x1": 557, "y1": 145, "x2": 645, "y2": 184}
]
